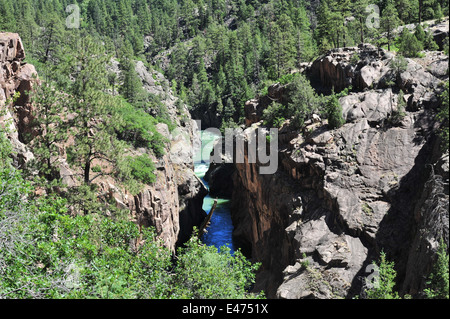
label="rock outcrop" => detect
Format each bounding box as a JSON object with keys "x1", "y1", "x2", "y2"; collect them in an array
[
  {"x1": 0, "y1": 33, "x2": 38, "y2": 168},
  {"x1": 230, "y1": 45, "x2": 449, "y2": 298},
  {"x1": 132, "y1": 60, "x2": 208, "y2": 248}
]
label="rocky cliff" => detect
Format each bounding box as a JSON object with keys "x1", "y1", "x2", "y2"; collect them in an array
[
  {"x1": 230, "y1": 44, "x2": 449, "y2": 298},
  {"x1": 0, "y1": 33, "x2": 37, "y2": 167},
  {"x1": 0, "y1": 33, "x2": 206, "y2": 252}
]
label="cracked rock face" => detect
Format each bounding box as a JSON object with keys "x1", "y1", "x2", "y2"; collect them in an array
[
  {"x1": 231, "y1": 45, "x2": 449, "y2": 298},
  {"x1": 0, "y1": 33, "x2": 38, "y2": 168}
]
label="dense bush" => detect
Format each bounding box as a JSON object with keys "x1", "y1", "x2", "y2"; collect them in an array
[
  {"x1": 364, "y1": 251, "x2": 400, "y2": 299},
  {"x1": 262, "y1": 102, "x2": 287, "y2": 128},
  {"x1": 437, "y1": 81, "x2": 449, "y2": 152},
  {"x1": 173, "y1": 234, "x2": 264, "y2": 299},
  {"x1": 115, "y1": 98, "x2": 167, "y2": 158},
  {"x1": 424, "y1": 240, "x2": 449, "y2": 299},
  {"x1": 0, "y1": 165, "x2": 262, "y2": 299},
  {"x1": 262, "y1": 74, "x2": 323, "y2": 129},
  {"x1": 326, "y1": 94, "x2": 345, "y2": 129},
  {"x1": 126, "y1": 155, "x2": 157, "y2": 185},
  {"x1": 398, "y1": 28, "x2": 423, "y2": 57}
]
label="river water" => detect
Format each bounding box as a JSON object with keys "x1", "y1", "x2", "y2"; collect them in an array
[{"x1": 194, "y1": 130, "x2": 236, "y2": 254}]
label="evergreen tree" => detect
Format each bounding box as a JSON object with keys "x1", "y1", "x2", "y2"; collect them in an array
[
  {"x1": 389, "y1": 90, "x2": 407, "y2": 125},
  {"x1": 414, "y1": 24, "x2": 426, "y2": 43},
  {"x1": 436, "y1": 81, "x2": 449, "y2": 151},
  {"x1": 398, "y1": 28, "x2": 423, "y2": 57},
  {"x1": 267, "y1": 14, "x2": 296, "y2": 79},
  {"x1": 36, "y1": 14, "x2": 65, "y2": 65},
  {"x1": 353, "y1": 0, "x2": 370, "y2": 44},
  {"x1": 316, "y1": 0, "x2": 333, "y2": 52},
  {"x1": 64, "y1": 35, "x2": 122, "y2": 185},
  {"x1": 365, "y1": 251, "x2": 400, "y2": 299},
  {"x1": 0, "y1": 0, "x2": 16, "y2": 32},
  {"x1": 424, "y1": 240, "x2": 449, "y2": 299},
  {"x1": 327, "y1": 94, "x2": 345, "y2": 129},
  {"x1": 381, "y1": 0, "x2": 401, "y2": 51},
  {"x1": 29, "y1": 81, "x2": 67, "y2": 182},
  {"x1": 119, "y1": 56, "x2": 145, "y2": 107},
  {"x1": 397, "y1": 0, "x2": 419, "y2": 24},
  {"x1": 293, "y1": 5, "x2": 316, "y2": 62}
]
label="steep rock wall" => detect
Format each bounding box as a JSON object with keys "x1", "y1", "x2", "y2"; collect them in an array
[
  {"x1": 231, "y1": 45, "x2": 449, "y2": 298},
  {"x1": 0, "y1": 33, "x2": 38, "y2": 167}
]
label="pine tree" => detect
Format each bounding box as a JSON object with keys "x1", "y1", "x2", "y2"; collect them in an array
[
  {"x1": 0, "y1": 0, "x2": 16, "y2": 32},
  {"x1": 29, "y1": 81, "x2": 67, "y2": 182},
  {"x1": 327, "y1": 94, "x2": 345, "y2": 129},
  {"x1": 389, "y1": 90, "x2": 407, "y2": 125},
  {"x1": 287, "y1": 74, "x2": 322, "y2": 129},
  {"x1": 365, "y1": 251, "x2": 400, "y2": 299},
  {"x1": 424, "y1": 240, "x2": 449, "y2": 299},
  {"x1": 397, "y1": 0, "x2": 420, "y2": 24},
  {"x1": 36, "y1": 13, "x2": 65, "y2": 65},
  {"x1": 414, "y1": 24, "x2": 426, "y2": 43},
  {"x1": 398, "y1": 28, "x2": 423, "y2": 57},
  {"x1": 119, "y1": 55, "x2": 145, "y2": 107},
  {"x1": 381, "y1": 0, "x2": 401, "y2": 51},
  {"x1": 293, "y1": 5, "x2": 316, "y2": 62},
  {"x1": 316, "y1": 0, "x2": 333, "y2": 52},
  {"x1": 267, "y1": 14, "x2": 296, "y2": 79},
  {"x1": 65, "y1": 35, "x2": 122, "y2": 185},
  {"x1": 353, "y1": 0, "x2": 370, "y2": 44}
]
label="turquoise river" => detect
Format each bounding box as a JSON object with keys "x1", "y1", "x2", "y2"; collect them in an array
[{"x1": 193, "y1": 130, "x2": 236, "y2": 253}]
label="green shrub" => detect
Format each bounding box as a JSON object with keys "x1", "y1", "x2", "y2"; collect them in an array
[
  {"x1": 398, "y1": 29, "x2": 423, "y2": 57},
  {"x1": 172, "y1": 233, "x2": 263, "y2": 299},
  {"x1": 414, "y1": 24, "x2": 426, "y2": 43},
  {"x1": 0, "y1": 168, "x2": 263, "y2": 299},
  {"x1": 424, "y1": 239, "x2": 449, "y2": 299},
  {"x1": 0, "y1": 130, "x2": 12, "y2": 170},
  {"x1": 444, "y1": 37, "x2": 449, "y2": 56},
  {"x1": 127, "y1": 155, "x2": 157, "y2": 185},
  {"x1": 287, "y1": 74, "x2": 322, "y2": 129},
  {"x1": 437, "y1": 81, "x2": 449, "y2": 152},
  {"x1": 326, "y1": 94, "x2": 345, "y2": 129},
  {"x1": 262, "y1": 102, "x2": 286, "y2": 128},
  {"x1": 388, "y1": 90, "x2": 407, "y2": 125},
  {"x1": 261, "y1": 74, "x2": 323, "y2": 130},
  {"x1": 350, "y1": 53, "x2": 360, "y2": 65},
  {"x1": 364, "y1": 251, "x2": 400, "y2": 299},
  {"x1": 389, "y1": 55, "x2": 409, "y2": 86},
  {"x1": 115, "y1": 98, "x2": 167, "y2": 157}
]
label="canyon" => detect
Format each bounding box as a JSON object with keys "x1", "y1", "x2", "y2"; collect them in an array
[{"x1": 1, "y1": 31, "x2": 448, "y2": 299}]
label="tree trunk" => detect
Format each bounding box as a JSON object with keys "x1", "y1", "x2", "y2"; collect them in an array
[
  {"x1": 387, "y1": 28, "x2": 391, "y2": 51},
  {"x1": 419, "y1": 0, "x2": 423, "y2": 24},
  {"x1": 84, "y1": 146, "x2": 92, "y2": 184},
  {"x1": 84, "y1": 160, "x2": 91, "y2": 185},
  {"x1": 360, "y1": 17, "x2": 364, "y2": 44}
]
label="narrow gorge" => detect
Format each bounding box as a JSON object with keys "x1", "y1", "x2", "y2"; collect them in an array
[{"x1": 194, "y1": 130, "x2": 235, "y2": 253}]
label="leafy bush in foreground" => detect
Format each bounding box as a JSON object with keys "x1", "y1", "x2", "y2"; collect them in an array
[{"x1": 0, "y1": 164, "x2": 262, "y2": 299}]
